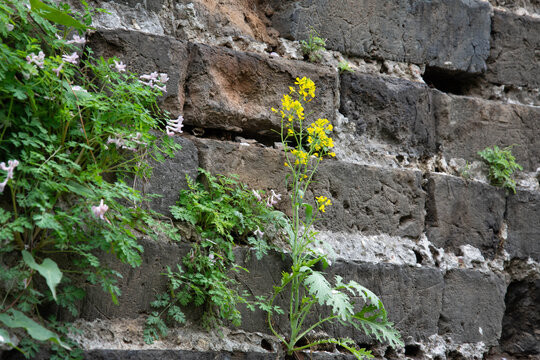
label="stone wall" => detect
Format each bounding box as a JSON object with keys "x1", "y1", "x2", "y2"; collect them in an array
[{"x1": 38, "y1": 0, "x2": 540, "y2": 359}]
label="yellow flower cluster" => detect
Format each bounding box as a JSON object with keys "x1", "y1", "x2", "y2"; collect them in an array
[
  {"x1": 290, "y1": 149, "x2": 308, "y2": 165},
  {"x1": 316, "y1": 196, "x2": 332, "y2": 212},
  {"x1": 306, "y1": 118, "x2": 336, "y2": 158},
  {"x1": 294, "y1": 77, "x2": 316, "y2": 101}
]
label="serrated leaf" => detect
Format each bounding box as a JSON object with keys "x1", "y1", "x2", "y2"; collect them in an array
[
  {"x1": 304, "y1": 270, "x2": 332, "y2": 305},
  {"x1": 0, "y1": 309, "x2": 70, "y2": 350},
  {"x1": 22, "y1": 250, "x2": 62, "y2": 301}
]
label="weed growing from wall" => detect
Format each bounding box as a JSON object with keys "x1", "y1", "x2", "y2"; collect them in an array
[
  {"x1": 300, "y1": 28, "x2": 326, "y2": 63},
  {"x1": 144, "y1": 169, "x2": 286, "y2": 343},
  {"x1": 0, "y1": 0, "x2": 181, "y2": 356},
  {"x1": 478, "y1": 145, "x2": 522, "y2": 193},
  {"x1": 267, "y1": 77, "x2": 403, "y2": 358}
]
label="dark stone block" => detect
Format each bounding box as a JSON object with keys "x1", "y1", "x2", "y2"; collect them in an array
[
  {"x1": 425, "y1": 173, "x2": 506, "y2": 258},
  {"x1": 438, "y1": 269, "x2": 506, "y2": 345},
  {"x1": 184, "y1": 43, "x2": 338, "y2": 137},
  {"x1": 87, "y1": 29, "x2": 189, "y2": 116},
  {"x1": 506, "y1": 190, "x2": 540, "y2": 261},
  {"x1": 339, "y1": 72, "x2": 436, "y2": 157},
  {"x1": 487, "y1": 10, "x2": 540, "y2": 88},
  {"x1": 433, "y1": 90, "x2": 540, "y2": 172},
  {"x1": 271, "y1": 0, "x2": 491, "y2": 73}
]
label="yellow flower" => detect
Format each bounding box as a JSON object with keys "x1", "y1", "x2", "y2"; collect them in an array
[
  {"x1": 284, "y1": 162, "x2": 289, "y2": 167},
  {"x1": 271, "y1": 107, "x2": 278, "y2": 113},
  {"x1": 329, "y1": 152, "x2": 336, "y2": 157}
]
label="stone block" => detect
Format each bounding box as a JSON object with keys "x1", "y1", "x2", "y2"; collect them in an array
[
  {"x1": 87, "y1": 29, "x2": 189, "y2": 115},
  {"x1": 487, "y1": 10, "x2": 540, "y2": 88},
  {"x1": 326, "y1": 262, "x2": 444, "y2": 343},
  {"x1": 425, "y1": 173, "x2": 506, "y2": 258},
  {"x1": 194, "y1": 138, "x2": 425, "y2": 237},
  {"x1": 433, "y1": 90, "x2": 540, "y2": 172},
  {"x1": 183, "y1": 43, "x2": 338, "y2": 136},
  {"x1": 506, "y1": 190, "x2": 540, "y2": 261},
  {"x1": 97, "y1": 0, "x2": 165, "y2": 12},
  {"x1": 438, "y1": 269, "x2": 506, "y2": 345},
  {"x1": 339, "y1": 72, "x2": 436, "y2": 157},
  {"x1": 55, "y1": 237, "x2": 190, "y2": 321},
  {"x1": 137, "y1": 136, "x2": 199, "y2": 216},
  {"x1": 270, "y1": 0, "x2": 491, "y2": 73}
]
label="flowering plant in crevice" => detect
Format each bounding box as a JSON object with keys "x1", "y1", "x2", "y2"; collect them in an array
[
  {"x1": 267, "y1": 77, "x2": 403, "y2": 359},
  {"x1": 144, "y1": 169, "x2": 285, "y2": 343},
  {"x1": 0, "y1": 0, "x2": 180, "y2": 357}
]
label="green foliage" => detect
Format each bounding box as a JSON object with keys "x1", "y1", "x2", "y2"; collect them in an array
[
  {"x1": 300, "y1": 28, "x2": 326, "y2": 63},
  {"x1": 267, "y1": 78, "x2": 403, "y2": 359},
  {"x1": 478, "y1": 145, "x2": 522, "y2": 193},
  {"x1": 338, "y1": 61, "x2": 354, "y2": 73},
  {"x1": 0, "y1": 0, "x2": 181, "y2": 356},
  {"x1": 145, "y1": 170, "x2": 284, "y2": 343}
]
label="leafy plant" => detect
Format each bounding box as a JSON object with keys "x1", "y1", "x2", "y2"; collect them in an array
[
  {"x1": 300, "y1": 28, "x2": 326, "y2": 63},
  {"x1": 478, "y1": 145, "x2": 522, "y2": 193},
  {"x1": 268, "y1": 77, "x2": 403, "y2": 358},
  {"x1": 338, "y1": 61, "x2": 354, "y2": 73},
  {"x1": 0, "y1": 0, "x2": 181, "y2": 356},
  {"x1": 144, "y1": 170, "x2": 285, "y2": 343}
]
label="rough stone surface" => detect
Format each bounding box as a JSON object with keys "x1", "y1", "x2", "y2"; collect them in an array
[
  {"x1": 137, "y1": 136, "x2": 198, "y2": 216},
  {"x1": 183, "y1": 43, "x2": 338, "y2": 136},
  {"x1": 87, "y1": 29, "x2": 189, "y2": 116},
  {"x1": 487, "y1": 10, "x2": 540, "y2": 88},
  {"x1": 433, "y1": 90, "x2": 540, "y2": 172},
  {"x1": 438, "y1": 269, "x2": 506, "y2": 346},
  {"x1": 313, "y1": 161, "x2": 425, "y2": 237},
  {"x1": 506, "y1": 190, "x2": 540, "y2": 261},
  {"x1": 326, "y1": 262, "x2": 444, "y2": 343},
  {"x1": 53, "y1": 237, "x2": 190, "y2": 321},
  {"x1": 339, "y1": 72, "x2": 435, "y2": 157},
  {"x1": 489, "y1": 0, "x2": 540, "y2": 14},
  {"x1": 425, "y1": 173, "x2": 506, "y2": 258},
  {"x1": 500, "y1": 279, "x2": 540, "y2": 356},
  {"x1": 270, "y1": 0, "x2": 491, "y2": 73},
  {"x1": 194, "y1": 138, "x2": 425, "y2": 237}
]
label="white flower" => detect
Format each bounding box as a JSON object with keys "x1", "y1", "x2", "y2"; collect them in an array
[
  {"x1": 66, "y1": 34, "x2": 86, "y2": 45},
  {"x1": 26, "y1": 51, "x2": 45, "y2": 68},
  {"x1": 158, "y1": 73, "x2": 169, "y2": 83},
  {"x1": 71, "y1": 85, "x2": 87, "y2": 92},
  {"x1": 140, "y1": 71, "x2": 158, "y2": 82},
  {"x1": 91, "y1": 199, "x2": 110, "y2": 222},
  {"x1": 166, "y1": 115, "x2": 184, "y2": 136},
  {"x1": 113, "y1": 60, "x2": 126, "y2": 72},
  {"x1": 155, "y1": 84, "x2": 167, "y2": 93},
  {"x1": 6, "y1": 23, "x2": 14, "y2": 32},
  {"x1": 0, "y1": 159, "x2": 19, "y2": 193},
  {"x1": 62, "y1": 52, "x2": 79, "y2": 64},
  {"x1": 52, "y1": 63, "x2": 63, "y2": 77},
  {"x1": 254, "y1": 227, "x2": 264, "y2": 238},
  {"x1": 252, "y1": 189, "x2": 262, "y2": 202},
  {"x1": 266, "y1": 189, "x2": 282, "y2": 207}
]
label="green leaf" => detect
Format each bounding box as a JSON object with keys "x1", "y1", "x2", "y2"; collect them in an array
[
  {"x1": 0, "y1": 328, "x2": 15, "y2": 348},
  {"x1": 22, "y1": 250, "x2": 63, "y2": 301},
  {"x1": 0, "y1": 309, "x2": 71, "y2": 350},
  {"x1": 302, "y1": 203, "x2": 313, "y2": 225},
  {"x1": 304, "y1": 270, "x2": 332, "y2": 305},
  {"x1": 30, "y1": 0, "x2": 88, "y2": 30}
]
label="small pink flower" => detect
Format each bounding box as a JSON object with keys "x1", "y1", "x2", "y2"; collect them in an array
[
  {"x1": 155, "y1": 84, "x2": 167, "y2": 93},
  {"x1": 254, "y1": 227, "x2": 264, "y2": 238},
  {"x1": 159, "y1": 73, "x2": 169, "y2": 83},
  {"x1": 252, "y1": 189, "x2": 262, "y2": 202},
  {"x1": 140, "y1": 72, "x2": 158, "y2": 82},
  {"x1": 52, "y1": 63, "x2": 63, "y2": 77},
  {"x1": 66, "y1": 34, "x2": 86, "y2": 45},
  {"x1": 91, "y1": 199, "x2": 110, "y2": 222},
  {"x1": 26, "y1": 51, "x2": 45, "y2": 68},
  {"x1": 166, "y1": 115, "x2": 184, "y2": 136},
  {"x1": 71, "y1": 85, "x2": 87, "y2": 92},
  {"x1": 266, "y1": 189, "x2": 281, "y2": 207},
  {"x1": 62, "y1": 52, "x2": 79, "y2": 64},
  {"x1": 113, "y1": 60, "x2": 126, "y2": 72},
  {"x1": 0, "y1": 159, "x2": 19, "y2": 193}
]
